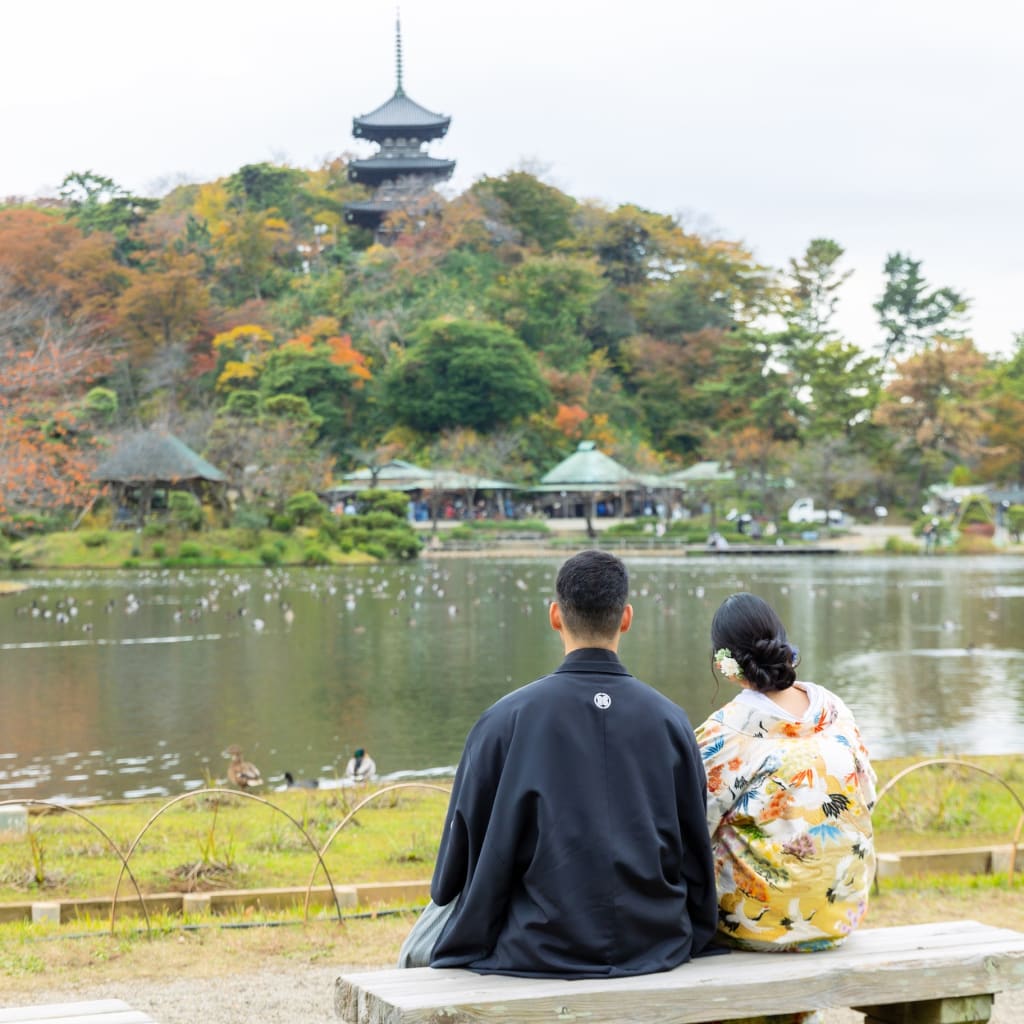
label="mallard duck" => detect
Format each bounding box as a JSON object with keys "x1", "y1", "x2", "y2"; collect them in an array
[
  {"x1": 283, "y1": 771, "x2": 319, "y2": 790},
  {"x1": 224, "y1": 745, "x2": 262, "y2": 789},
  {"x1": 345, "y1": 748, "x2": 376, "y2": 783}
]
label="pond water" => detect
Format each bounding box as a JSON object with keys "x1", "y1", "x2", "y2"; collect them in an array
[{"x1": 1, "y1": 554, "x2": 1022, "y2": 803}]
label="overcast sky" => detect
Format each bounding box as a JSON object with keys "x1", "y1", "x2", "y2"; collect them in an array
[{"x1": 3, "y1": 0, "x2": 1021, "y2": 354}]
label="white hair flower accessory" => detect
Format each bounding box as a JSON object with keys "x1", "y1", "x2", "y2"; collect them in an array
[{"x1": 714, "y1": 648, "x2": 743, "y2": 679}]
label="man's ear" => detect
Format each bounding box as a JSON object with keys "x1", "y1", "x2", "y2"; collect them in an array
[
  {"x1": 619, "y1": 603, "x2": 633, "y2": 634},
  {"x1": 549, "y1": 600, "x2": 563, "y2": 632}
]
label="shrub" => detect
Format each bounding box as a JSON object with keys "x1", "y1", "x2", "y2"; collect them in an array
[
  {"x1": 374, "y1": 528, "x2": 423, "y2": 559},
  {"x1": 884, "y1": 536, "x2": 921, "y2": 554},
  {"x1": 232, "y1": 504, "x2": 270, "y2": 531},
  {"x1": 360, "y1": 542, "x2": 387, "y2": 561},
  {"x1": 121, "y1": 558, "x2": 140, "y2": 569},
  {"x1": 142, "y1": 521, "x2": 167, "y2": 538},
  {"x1": 1008, "y1": 505, "x2": 1024, "y2": 543},
  {"x1": 169, "y1": 491, "x2": 204, "y2": 532},
  {"x1": 271, "y1": 514, "x2": 294, "y2": 533},
  {"x1": 81, "y1": 531, "x2": 110, "y2": 548},
  {"x1": 360, "y1": 510, "x2": 406, "y2": 530},
  {"x1": 259, "y1": 545, "x2": 282, "y2": 567},
  {"x1": 178, "y1": 541, "x2": 203, "y2": 560},
  {"x1": 302, "y1": 544, "x2": 329, "y2": 566},
  {"x1": 152, "y1": 542, "x2": 167, "y2": 559},
  {"x1": 355, "y1": 489, "x2": 410, "y2": 518},
  {"x1": 959, "y1": 494, "x2": 994, "y2": 526},
  {"x1": 284, "y1": 491, "x2": 325, "y2": 526}
]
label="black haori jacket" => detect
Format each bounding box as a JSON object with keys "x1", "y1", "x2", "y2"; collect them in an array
[{"x1": 429, "y1": 647, "x2": 718, "y2": 977}]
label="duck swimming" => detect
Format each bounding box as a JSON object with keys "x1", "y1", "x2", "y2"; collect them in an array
[{"x1": 283, "y1": 771, "x2": 319, "y2": 789}]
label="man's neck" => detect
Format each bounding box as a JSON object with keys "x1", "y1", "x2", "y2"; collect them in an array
[{"x1": 562, "y1": 636, "x2": 619, "y2": 655}]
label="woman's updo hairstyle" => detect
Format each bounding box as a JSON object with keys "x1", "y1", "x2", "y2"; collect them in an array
[{"x1": 711, "y1": 592, "x2": 798, "y2": 693}]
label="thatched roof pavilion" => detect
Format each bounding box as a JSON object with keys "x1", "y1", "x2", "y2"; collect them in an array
[{"x1": 94, "y1": 431, "x2": 226, "y2": 525}]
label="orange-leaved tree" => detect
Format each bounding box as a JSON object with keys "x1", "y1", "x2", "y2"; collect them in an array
[{"x1": 0, "y1": 279, "x2": 109, "y2": 526}]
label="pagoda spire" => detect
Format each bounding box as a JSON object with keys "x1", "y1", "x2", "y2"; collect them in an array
[
  {"x1": 345, "y1": 13, "x2": 455, "y2": 234},
  {"x1": 395, "y1": 9, "x2": 404, "y2": 95}
]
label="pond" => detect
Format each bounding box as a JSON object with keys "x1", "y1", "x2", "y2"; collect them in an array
[{"x1": 1, "y1": 554, "x2": 1022, "y2": 803}]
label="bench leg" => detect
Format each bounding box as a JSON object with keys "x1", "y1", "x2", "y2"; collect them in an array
[{"x1": 854, "y1": 994, "x2": 994, "y2": 1024}]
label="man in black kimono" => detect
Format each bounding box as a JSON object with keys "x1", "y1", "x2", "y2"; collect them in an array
[{"x1": 398, "y1": 549, "x2": 717, "y2": 978}]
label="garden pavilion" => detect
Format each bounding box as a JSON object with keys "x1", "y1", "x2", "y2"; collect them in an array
[
  {"x1": 532, "y1": 441, "x2": 642, "y2": 536},
  {"x1": 93, "y1": 431, "x2": 227, "y2": 526}
]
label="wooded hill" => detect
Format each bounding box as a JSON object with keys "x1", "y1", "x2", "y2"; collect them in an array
[{"x1": 1, "y1": 163, "x2": 1022, "y2": 530}]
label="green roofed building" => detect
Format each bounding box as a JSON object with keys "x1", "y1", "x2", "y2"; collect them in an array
[{"x1": 534, "y1": 441, "x2": 640, "y2": 534}]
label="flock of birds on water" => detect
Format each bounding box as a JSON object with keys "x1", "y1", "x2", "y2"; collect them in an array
[
  {"x1": 6, "y1": 562, "x2": 1000, "y2": 644},
  {"x1": 3, "y1": 561, "x2": 1010, "y2": 802}
]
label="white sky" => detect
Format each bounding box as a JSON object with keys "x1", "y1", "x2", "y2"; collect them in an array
[{"x1": 2, "y1": 0, "x2": 1021, "y2": 354}]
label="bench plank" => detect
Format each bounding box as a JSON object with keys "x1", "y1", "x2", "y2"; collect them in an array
[
  {"x1": 335, "y1": 922, "x2": 1024, "y2": 1024},
  {"x1": 0, "y1": 1001, "x2": 157, "y2": 1024}
]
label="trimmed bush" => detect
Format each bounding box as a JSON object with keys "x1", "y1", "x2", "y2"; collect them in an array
[
  {"x1": 169, "y1": 491, "x2": 204, "y2": 532},
  {"x1": 1008, "y1": 505, "x2": 1024, "y2": 543},
  {"x1": 356, "y1": 489, "x2": 410, "y2": 518},
  {"x1": 284, "y1": 491, "x2": 325, "y2": 525},
  {"x1": 81, "y1": 531, "x2": 110, "y2": 548},
  {"x1": 259, "y1": 545, "x2": 282, "y2": 566},
  {"x1": 178, "y1": 541, "x2": 203, "y2": 560},
  {"x1": 152, "y1": 543, "x2": 167, "y2": 559},
  {"x1": 142, "y1": 521, "x2": 167, "y2": 538},
  {"x1": 232, "y1": 504, "x2": 271, "y2": 531},
  {"x1": 271, "y1": 514, "x2": 294, "y2": 533},
  {"x1": 302, "y1": 544, "x2": 330, "y2": 566},
  {"x1": 884, "y1": 536, "x2": 921, "y2": 554}
]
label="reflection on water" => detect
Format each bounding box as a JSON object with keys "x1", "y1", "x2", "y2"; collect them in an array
[{"x1": 1, "y1": 555, "x2": 1022, "y2": 802}]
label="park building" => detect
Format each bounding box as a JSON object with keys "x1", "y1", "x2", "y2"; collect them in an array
[{"x1": 343, "y1": 15, "x2": 455, "y2": 236}]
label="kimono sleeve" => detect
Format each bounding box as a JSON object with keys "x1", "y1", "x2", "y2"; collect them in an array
[{"x1": 694, "y1": 714, "x2": 744, "y2": 838}]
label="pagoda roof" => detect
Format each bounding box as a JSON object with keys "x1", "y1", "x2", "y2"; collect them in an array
[
  {"x1": 353, "y1": 89, "x2": 450, "y2": 140},
  {"x1": 348, "y1": 155, "x2": 455, "y2": 187}
]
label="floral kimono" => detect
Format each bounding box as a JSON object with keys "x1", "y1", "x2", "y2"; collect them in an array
[{"x1": 695, "y1": 684, "x2": 876, "y2": 953}]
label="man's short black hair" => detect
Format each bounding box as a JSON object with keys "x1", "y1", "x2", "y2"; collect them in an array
[{"x1": 555, "y1": 549, "x2": 629, "y2": 641}]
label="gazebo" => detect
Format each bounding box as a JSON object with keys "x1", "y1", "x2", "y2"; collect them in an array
[
  {"x1": 93, "y1": 431, "x2": 226, "y2": 525},
  {"x1": 533, "y1": 441, "x2": 640, "y2": 535}
]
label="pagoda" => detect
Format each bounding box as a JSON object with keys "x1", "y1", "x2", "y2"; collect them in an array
[{"x1": 344, "y1": 16, "x2": 455, "y2": 232}]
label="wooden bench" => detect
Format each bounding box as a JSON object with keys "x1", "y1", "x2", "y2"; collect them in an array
[
  {"x1": 335, "y1": 921, "x2": 1024, "y2": 1023},
  {"x1": 0, "y1": 1000, "x2": 157, "y2": 1024}
]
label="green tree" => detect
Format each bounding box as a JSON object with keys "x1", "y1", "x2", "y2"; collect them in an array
[
  {"x1": 873, "y1": 252, "x2": 969, "y2": 362},
  {"x1": 787, "y1": 238, "x2": 853, "y2": 338},
  {"x1": 383, "y1": 318, "x2": 551, "y2": 434},
  {"x1": 60, "y1": 171, "x2": 158, "y2": 266},
  {"x1": 488, "y1": 255, "x2": 602, "y2": 367},
  {"x1": 473, "y1": 170, "x2": 576, "y2": 251},
  {"x1": 259, "y1": 344, "x2": 363, "y2": 454},
  {"x1": 226, "y1": 163, "x2": 303, "y2": 216}
]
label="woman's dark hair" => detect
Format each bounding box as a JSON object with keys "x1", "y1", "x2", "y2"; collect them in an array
[{"x1": 710, "y1": 592, "x2": 798, "y2": 693}]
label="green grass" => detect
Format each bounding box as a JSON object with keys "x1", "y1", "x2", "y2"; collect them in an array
[
  {"x1": 872, "y1": 754, "x2": 1024, "y2": 851},
  {"x1": 8, "y1": 528, "x2": 376, "y2": 570},
  {"x1": 2, "y1": 755, "x2": 1021, "y2": 909},
  {"x1": 0, "y1": 785, "x2": 450, "y2": 904}
]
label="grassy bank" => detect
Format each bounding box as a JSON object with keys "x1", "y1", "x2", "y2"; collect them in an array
[
  {"x1": 1, "y1": 755, "x2": 1020, "y2": 907},
  {"x1": 0, "y1": 756, "x2": 1022, "y2": 997}
]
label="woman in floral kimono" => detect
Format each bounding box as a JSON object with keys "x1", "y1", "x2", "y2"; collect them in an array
[{"x1": 696, "y1": 592, "x2": 876, "y2": 961}]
